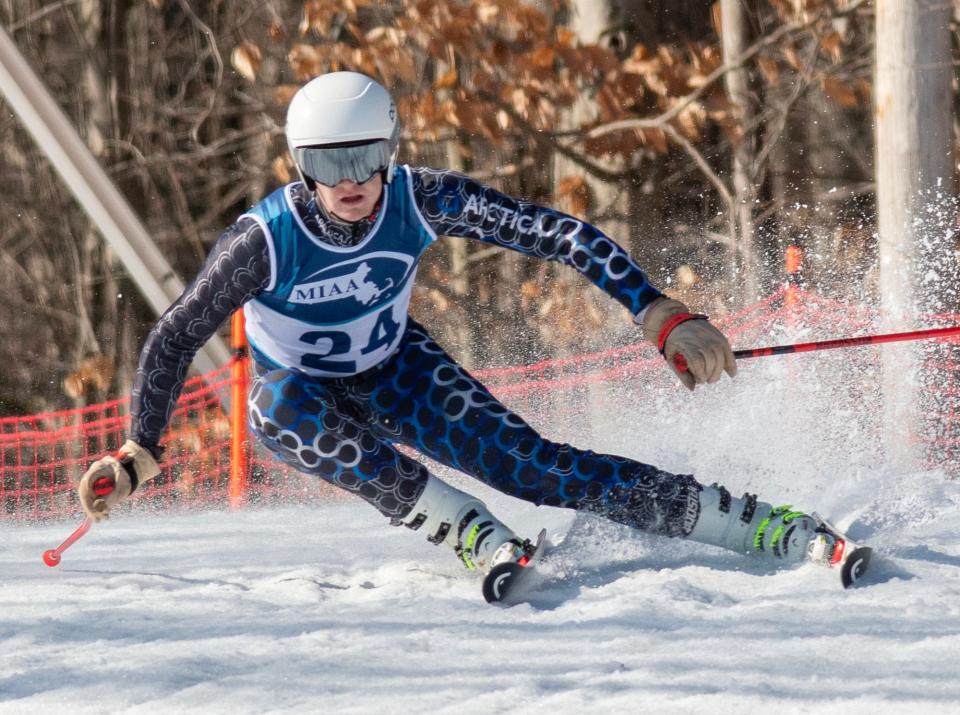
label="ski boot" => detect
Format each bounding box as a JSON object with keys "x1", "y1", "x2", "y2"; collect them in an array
[
  {"x1": 399, "y1": 475, "x2": 536, "y2": 576},
  {"x1": 688, "y1": 485, "x2": 871, "y2": 587}
]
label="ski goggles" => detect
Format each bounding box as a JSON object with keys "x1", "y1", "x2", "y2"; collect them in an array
[{"x1": 293, "y1": 140, "x2": 392, "y2": 187}]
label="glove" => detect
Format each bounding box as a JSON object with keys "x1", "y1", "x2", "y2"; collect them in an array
[
  {"x1": 642, "y1": 297, "x2": 737, "y2": 390},
  {"x1": 77, "y1": 440, "x2": 161, "y2": 522}
]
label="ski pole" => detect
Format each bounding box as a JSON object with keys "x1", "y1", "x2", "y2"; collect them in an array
[
  {"x1": 731, "y1": 324, "x2": 960, "y2": 361},
  {"x1": 673, "y1": 324, "x2": 960, "y2": 373},
  {"x1": 42, "y1": 518, "x2": 92, "y2": 566},
  {"x1": 42, "y1": 474, "x2": 114, "y2": 567}
]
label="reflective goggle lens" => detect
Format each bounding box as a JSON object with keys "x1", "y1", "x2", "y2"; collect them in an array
[{"x1": 295, "y1": 141, "x2": 390, "y2": 187}]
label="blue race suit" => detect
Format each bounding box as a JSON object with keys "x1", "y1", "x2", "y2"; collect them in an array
[{"x1": 129, "y1": 167, "x2": 702, "y2": 536}]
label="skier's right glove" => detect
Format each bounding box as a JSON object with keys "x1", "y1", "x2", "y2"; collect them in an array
[
  {"x1": 77, "y1": 440, "x2": 161, "y2": 522},
  {"x1": 641, "y1": 297, "x2": 737, "y2": 390}
]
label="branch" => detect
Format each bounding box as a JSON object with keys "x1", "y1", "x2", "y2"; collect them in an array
[
  {"x1": 174, "y1": 0, "x2": 225, "y2": 144},
  {"x1": 587, "y1": 20, "x2": 805, "y2": 139},
  {"x1": 587, "y1": 0, "x2": 872, "y2": 142},
  {"x1": 475, "y1": 91, "x2": 626, "y2": 184},
  {"x1": 751, "y1": 32, "x2": 820, "y2": 184},
  {"x1": 661, "y1": 123, "x2": 736, "y2": 229},
  {"x1": 8, "y1": 0, "x2": 80, "y2": 32},
  {"x1": 107, "y1": 121, "x2": 274, "y2": 175}
]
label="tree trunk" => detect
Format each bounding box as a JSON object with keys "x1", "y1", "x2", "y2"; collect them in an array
[
  {"x1": 552, "y1": 0, "x2": 631, "y2": 359},
  {"x1": 557, "y1": 0, "x2": 629, "y2": 244},
  {"x1": 445, "y1": 141, "x2": 475, "y2": 369},
  {"x1": 719, "y1": 0, "x2": 759, "y2": 303},
  {"x1": 552, "y1": 0, "x2": 629, "y2": 432},
  {"x1": 79, "y1": 0, "x2": 110, "y2": 406},
  {"x1": 875, "y1": 0, "x2": 954, "y2": 469}
]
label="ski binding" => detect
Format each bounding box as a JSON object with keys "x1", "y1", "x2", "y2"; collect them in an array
[{"x1": 811, "y1": 513, "x2": 872, "y2": 588}]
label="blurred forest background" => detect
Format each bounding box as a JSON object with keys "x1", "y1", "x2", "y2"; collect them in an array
[{"x1": 0, "y1": 0, "x2": 956, "y2": 417}]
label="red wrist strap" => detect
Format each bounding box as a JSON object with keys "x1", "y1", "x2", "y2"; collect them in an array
[{"x1": 657, "y1": 312, "x2": 708, "y2": 354}]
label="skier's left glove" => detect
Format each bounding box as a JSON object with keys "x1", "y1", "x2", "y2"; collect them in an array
[
  {"x1": 77, "y1": 440, "x2": 161, "y2": 522},
  {"x1": 641, "y1": 297, "x2": 737, "y2": 390}
]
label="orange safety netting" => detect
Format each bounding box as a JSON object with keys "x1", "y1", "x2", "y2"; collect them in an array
[{"x1": 3, "y1": 286, "x2": 959, "y2": 522}]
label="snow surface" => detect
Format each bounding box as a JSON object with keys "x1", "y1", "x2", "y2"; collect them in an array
[{"x1": 4, "y1": 355, "x2": 960, "y2": 714}]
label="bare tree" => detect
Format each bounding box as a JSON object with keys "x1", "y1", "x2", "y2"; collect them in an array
[
  {"x1": 4, "y1": 0, "x2": 957, "y2": 426},
  {"x1": 720, "y1": 0, "x2": 760, "y2": 301},
  {"x1": 875, "y1": 0, "x2": 955, "y2": 469},
  {"x1": 876, "y1": 1, "x2": 955, "y2": 319}
]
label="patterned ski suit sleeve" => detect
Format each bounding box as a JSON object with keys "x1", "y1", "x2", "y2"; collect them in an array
[
  {"x1": 409, "y1": 167, "x2": 662, "y2": 317},
  {"x1": 130, "y1": 218, "x2": 271, "y2": 457}
]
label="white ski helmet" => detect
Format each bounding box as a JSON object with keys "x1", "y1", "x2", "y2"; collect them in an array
[{"x1": 285, "y1": 71, "x2": 400, "y2": 189}]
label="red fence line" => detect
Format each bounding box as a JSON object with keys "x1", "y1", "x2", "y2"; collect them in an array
[{"x1": 2, "y1": 285, "x2": 959, "y2": 522}]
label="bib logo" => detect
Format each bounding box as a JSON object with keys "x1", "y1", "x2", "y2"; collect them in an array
[{"x1": 289, "y1": 252, "x2": 413, "y2": 307}]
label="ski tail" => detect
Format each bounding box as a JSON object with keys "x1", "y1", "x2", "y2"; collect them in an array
[
  {"x1": 482, "y1": 528, "x2": 546, "y2": 604},
  {"x1": 839, "y1": 544, "x2": 872, "y2": 588}
]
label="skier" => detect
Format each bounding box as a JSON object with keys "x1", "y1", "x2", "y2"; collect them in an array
[{"x1": 77, "y1": 72, "x2": 855, "y2": 590}]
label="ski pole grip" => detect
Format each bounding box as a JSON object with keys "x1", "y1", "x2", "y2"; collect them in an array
[
  {"x1": 92, "y1": 475, "x2": 116, "y2": 497},
  {"x1": 673, "y1": 354, "x2": 689, "y2": 373}
]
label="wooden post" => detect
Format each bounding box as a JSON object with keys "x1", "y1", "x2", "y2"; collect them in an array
[{"x1": 229, "y1": 310, "x2": 250, "y2": 508}]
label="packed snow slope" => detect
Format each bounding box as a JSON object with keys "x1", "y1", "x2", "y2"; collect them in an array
[{"x1": 4, "y1": 354, "x2": 960, "y2": 714}]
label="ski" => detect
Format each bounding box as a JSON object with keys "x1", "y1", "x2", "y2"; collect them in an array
[{"x1": 482, "y1": 528, "x2": 547, "y2": 604}]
